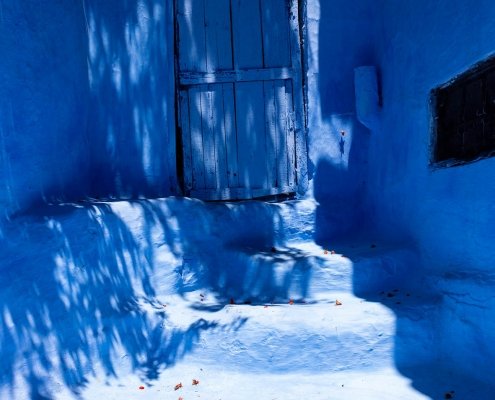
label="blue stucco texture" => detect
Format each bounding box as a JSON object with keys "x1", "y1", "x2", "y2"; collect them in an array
[
  {"x1": 307, "y1": 0, "x2": 495, "y2": 386},
  {"x1": 369, "y1": 0, "x2": 495, "y2": 273},
  {"x1": 1, "y1": 0, "x2": 495, "y2": 393},
  {"x1": 0, "y1": 1, "x2": 90, "y2": 215},
  {"x1": 368, "y1": 0, "x2": 495, "y2": 383},
  {"x1": 0, "y1": 0, "x2": 175, "y2": 218},
  {"x1": 84, "y1": 0, "x2": 175, "y2": 199}
]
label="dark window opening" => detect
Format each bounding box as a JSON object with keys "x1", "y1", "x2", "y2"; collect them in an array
[{"x1": 432, "y1": 56, "x2": 495, "y2": 167}]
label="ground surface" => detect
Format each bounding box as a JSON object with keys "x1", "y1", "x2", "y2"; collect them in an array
[{"x1": 1, "y1": 199, "x2": 493, "y2": 399}]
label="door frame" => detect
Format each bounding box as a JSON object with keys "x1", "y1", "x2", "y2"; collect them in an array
[{"x1": 171, "y1": 0, "x2": 309, "y2": 199}]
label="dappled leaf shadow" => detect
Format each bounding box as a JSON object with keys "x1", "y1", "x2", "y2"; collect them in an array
[
  {"x1": 0, "y1": 201, "x2": 244, "y2": 398},
  {"x1": 137, "y1": 199, "x2": 316, "y2": 304},
  {"x1": 83, "y1": 0, "x2": 174, "y2": 199}
]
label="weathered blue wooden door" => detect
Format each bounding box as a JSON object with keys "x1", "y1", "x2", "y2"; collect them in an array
[{"x1": 176, "y1": 0, "x2": 307, "y2": 200}]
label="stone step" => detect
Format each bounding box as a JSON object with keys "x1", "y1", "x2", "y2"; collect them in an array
[
  {"x1": 154, "y1": 289, "x2": 441, "y2": 375},
  {"x1": 160, "y1": 291, "x2": 397, "y2": 373},
  {"x1": 82, "y1": 360, "x2": 495, "y2": 400},
  {"x1": 175, "y1": 241, "x2": 421, "y2": 304}
]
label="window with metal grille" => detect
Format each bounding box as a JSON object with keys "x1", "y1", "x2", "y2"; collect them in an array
[{"x1": 432, "y1": 56, "x2": 495, "y2": 167}]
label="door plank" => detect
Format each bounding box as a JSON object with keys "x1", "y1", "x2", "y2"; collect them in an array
[
  {"x1": 201, "y1": 87, "x2": 217, "y2": 189},
  {"x1": 274, "y1": 81, "x2": 288, "y2": 189},
  {"x1": 189, "y1": 87, "x2": 206, "y2": 189},
  {"x1": 285, "y1": 80, "x2": 296, "y2": 189},
  {"x1": 179, "y1": 90, "x2": 193, "y2": 190},
  {"x1": 212, "y1": 85, "x2": 229, "y2": 189},
  {"x1": 231, "y1": 0, "x2": 263, "y2": 69},
  {"x1": 235, "y1": 81, "x2": 267, "y2": 189},
  {"x1": 177, "y1": 0, "x2": 207, "y2": 72},
  {"x1": 261, "y1": 0, "x2": 291, "y2": 68},
  {"x1": 222, "y1": 83, "x2": 239, "y2": 188},
  {"x1": 263, "y1": 81, "x2": 277, "y2": 188},
  {"x1": 205, "y1": 0, "x2": 233, "y2": 72}
]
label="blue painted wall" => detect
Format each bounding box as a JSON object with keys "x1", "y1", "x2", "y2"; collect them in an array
[
  {"x1": 0, "y1": 1, "x2": 90, "y2": 217},
  {"x1": 1, "y1": 0, "x2": 495, "y2": 388},
  {"x1": 368, "y1": 0, "x2": 495, "y2": 381},
  {"x1": 0, "y1": 0, "x2": 374, "y2": 221},
  {"x1": 306, "y1": 0, "x2": 376, "y2": 241},
  {"x1": 2, "y1": 0, "x2": 493, "y2": 283},
  {"x1": 0, "y1": 0, "x2": 176, "y2": 219},
  {"x1": 370, "y1": 0, "x2": 495, "y2": 271},
  {"x1": 305, "y1": 0, "x2": 495, "y2": 384},
  {"x1": 84, "y1": 0, "x2": 176, "y2": 200}
]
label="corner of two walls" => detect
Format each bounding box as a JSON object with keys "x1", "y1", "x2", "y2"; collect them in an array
[
  {"x1": 0, "y1": 0, "x2": 380, "y2": 225},
  {"x1": 305, "y1": 0, "x2": 377, "y2": 242},
  {"x1": 309, "y1": 0, "x2": 495, "y2": 282},
  {"x1": 310, "y1": 0, "x2": 495, "y2": 381}
]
